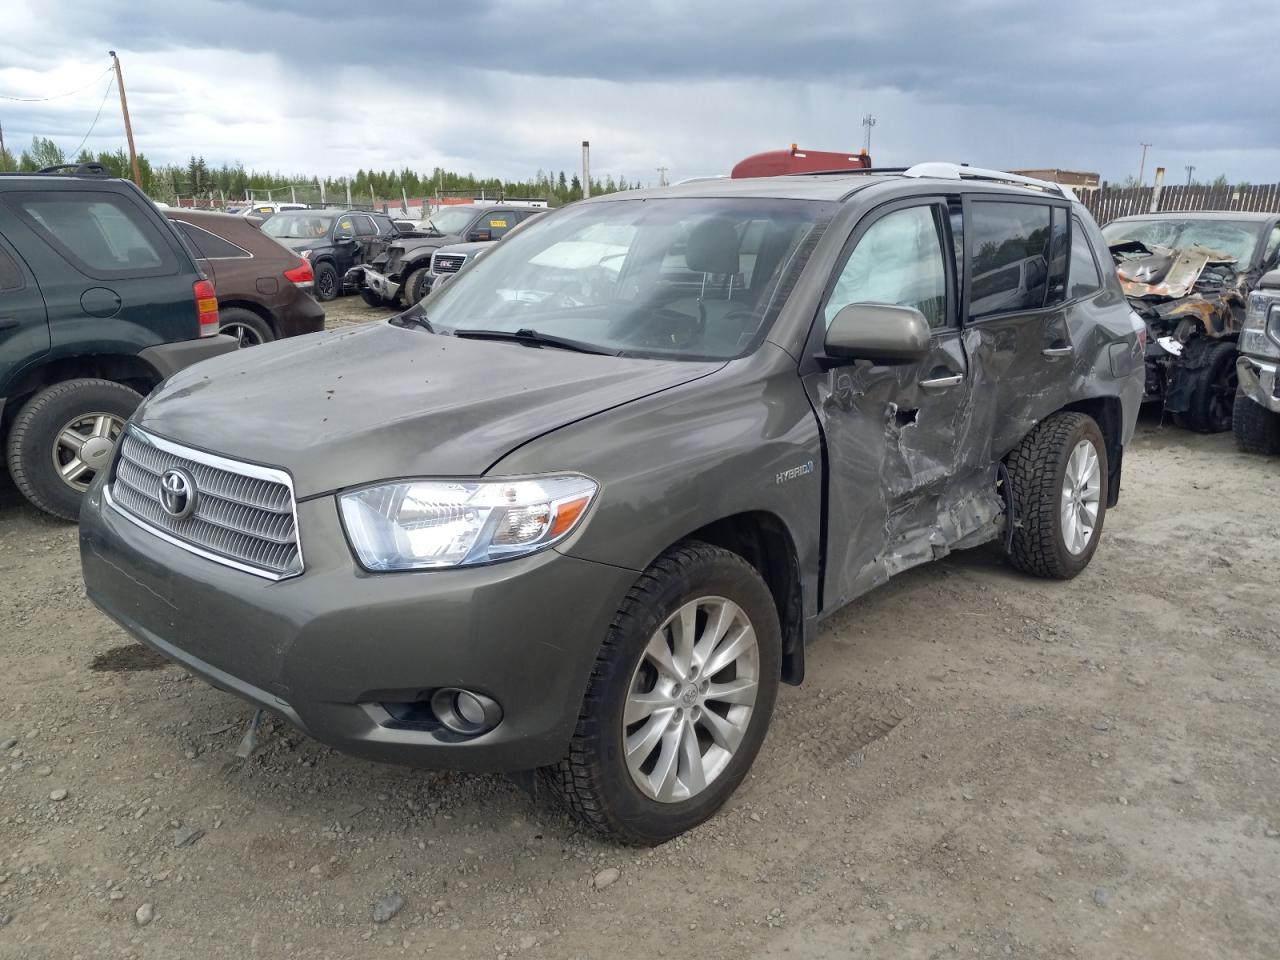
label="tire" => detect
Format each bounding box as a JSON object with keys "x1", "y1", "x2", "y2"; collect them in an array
[
  {"x1": 359, "y1": 287, "x2": 388, "y2": 308},
  {"x1": 1171, "y1": 339, "x2": 1237, "y2": 433},
  {"x1": 313, "y1": 261, "x2": 340, "y2": 302},
  {"x1": 540, "y1": 541, "x2": 781, "y2": 845},
  {"x1": 218, "y1": 307, "x2": 274, "y2": 347},
  {"x1": 1005, "y1": 411, "x2": 1108, "y2": 580},
  {"x1": 402, "y1": 266, "x2": 432, "y2": 306},
  {"x1": 5, "y1": 379, "x2": 142, "y2": 521},
  {"x1": 1233, "y1": 389, "x2": 1280, "y2": 454}
]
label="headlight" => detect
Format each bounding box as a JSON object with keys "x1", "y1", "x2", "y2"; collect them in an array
[
  {"x1": 1240, "y1": 290, "x2": 1280, "y2": 360},
  {"x1": 339, "y1": 475, "x2": 598, "y2": 571}
]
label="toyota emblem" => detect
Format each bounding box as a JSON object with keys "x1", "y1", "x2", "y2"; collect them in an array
[{"x1": 159, "y1": 467, "x2": 197, "y2": 520}]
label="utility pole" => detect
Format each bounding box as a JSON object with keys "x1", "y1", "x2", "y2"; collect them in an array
[
  {"x1": 656, "y1": 166, "x2": 669, "y2": 187},
  {"x1": 1137, "y1": 142, "x2": 1152, "y2": 186},
  {"x1": 861, "y1": 113, "x2": 877, "y2": 154},
  {"x1": 109, "y1": 51, "x2": 142, "y2": 187},
  {"x1": 1184, "y1": 164, "x2": 1195, "y2": 186},
  {"x1": 0, "y1": 121, "x2": 6, "y2": 170},
  {"x1": 582, "y1": 141, "x2": 591, "y2": 199}
]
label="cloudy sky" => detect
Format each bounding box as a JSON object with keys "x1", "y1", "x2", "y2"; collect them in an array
[{"x1": 3, "y1": 0, "x2": 1276, "y2": 187}]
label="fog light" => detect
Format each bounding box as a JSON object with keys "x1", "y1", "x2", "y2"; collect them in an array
[{"x1": 430, "y1": 688, "x2": 502, "y2": 736}]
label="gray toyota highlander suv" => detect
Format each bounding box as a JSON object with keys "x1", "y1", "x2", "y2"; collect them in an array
[{"x1": 80, "y1": 163, "x2": 1144, "y2": 844}]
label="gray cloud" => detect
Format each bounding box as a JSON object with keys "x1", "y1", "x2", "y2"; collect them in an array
[{"x1": 3, "y1": 0, "x2": 1277, "y2": 184}]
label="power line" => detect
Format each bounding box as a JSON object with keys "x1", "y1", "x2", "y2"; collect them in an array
[
  {"x1": 0, "y1": 64, "x2": 113, "y2": 102},
  {"x1": 71, "y1": 74, "x2": 116, "y2": 158}
]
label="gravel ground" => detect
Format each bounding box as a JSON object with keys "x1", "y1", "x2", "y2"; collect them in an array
[{"x1": 1, "y1": 297, "x2": 1278, "y2": 959}]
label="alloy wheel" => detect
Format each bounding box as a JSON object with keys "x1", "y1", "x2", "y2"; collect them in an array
[
  {"x1": 1060, "y1": 438, "x2": 1101, "y2": 555},
  {"x1": 220, "y1": 321, "x2": 265, "y2": 347},
  {"x1": 623, "y1": 596, "x2": 760, "y2": 803},
  {"x1": 52, "y1": 412, "x2": 125, "y2": 493}
]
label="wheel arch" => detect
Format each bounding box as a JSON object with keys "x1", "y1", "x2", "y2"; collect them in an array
[
  {"x1": 217, "y1": 299, "x2": 278, "y2": 336},
  {"x1": 1058, "y1": 395, "x2": 1124, "y2": 507},
  {"x1": 680, "y1": 511, "x2": 806, "y2": 686},
  {"x1": 2, "y1": 354, "x2": 161, "y2": 437}
]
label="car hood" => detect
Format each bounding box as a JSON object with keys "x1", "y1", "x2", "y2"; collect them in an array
[{"x1": 133, "y1": 322, "x2": 723, "y2": 498}]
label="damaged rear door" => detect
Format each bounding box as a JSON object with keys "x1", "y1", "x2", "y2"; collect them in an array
[{"x1": 801, "y1": 195, "x2": 985, "y2": 607}]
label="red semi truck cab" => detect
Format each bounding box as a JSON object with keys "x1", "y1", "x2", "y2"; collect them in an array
[{"x1": 731, "y1": 145, "x2": 872, "y2": 178}]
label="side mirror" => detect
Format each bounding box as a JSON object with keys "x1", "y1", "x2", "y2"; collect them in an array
[
  {"x1": 1259, "y1": 268, "x2": 1280, "y2": 291},
  {"x1": 468, "y1": 229, "x2": 493, "y2": 242},
  {"x1": 823, "y1": 303, "x2": 931, "y2": 364}
]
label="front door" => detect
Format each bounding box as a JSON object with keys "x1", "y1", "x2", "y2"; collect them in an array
[{"x1": 801, "y1": 196, "x2": 985, "y2": 608}]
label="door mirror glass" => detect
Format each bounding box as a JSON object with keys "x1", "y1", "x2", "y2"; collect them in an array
[{"x1": 824, "y1": 303, "x2": 931, "y2": 364}]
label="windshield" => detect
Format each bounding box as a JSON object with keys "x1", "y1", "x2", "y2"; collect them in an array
[
  {"x1": 421, "y1": 197, "x2": 834, "y2": 360},
  {"x1": 1102, "y1": 218, "x2": 1262, "y2": 265},
  {"x1": 262, "y1": 212, "x2": 336, "y2": 239},
  {"x1": 419, "y1": 208, "x2": 477, "y2": 235}
]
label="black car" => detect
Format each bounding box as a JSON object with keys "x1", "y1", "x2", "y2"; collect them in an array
[
  {"x1": 0, "y1": 164, "x2": 236, "y2": 519},
  {"x1": 261, "y1": 209, "x2": 399, "y2": 302},
  {"x1": 350, "y1": 204, "x2": 544, "y2": 306}
]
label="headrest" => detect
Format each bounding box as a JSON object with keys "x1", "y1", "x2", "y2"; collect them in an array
[{"x1": 684, "y1": 219, "x2": 739, "y2": 276}]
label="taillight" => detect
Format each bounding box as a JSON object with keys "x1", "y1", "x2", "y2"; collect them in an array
[
  {"x1": 194, "y1": 279, "x2": 219, "y2": 337},
  {"x1": 284, "y1": 259, "x2": 314, "y2": 289}
]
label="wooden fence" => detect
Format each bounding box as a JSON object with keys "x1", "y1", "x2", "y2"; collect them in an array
[{"x1": 1079, "y1": 182, "x2": 1280, "y2": 223}]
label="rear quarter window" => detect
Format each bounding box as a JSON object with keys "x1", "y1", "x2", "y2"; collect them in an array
[
  {"x1": 0, "y1": 246, "x2": 25, "y2": 292},
  {"x1": 6, "y1": 191, "x2": 180, "y2": 280},
  {"x1": 173, "y1": 221, "x2": 252, "y2": 259}
]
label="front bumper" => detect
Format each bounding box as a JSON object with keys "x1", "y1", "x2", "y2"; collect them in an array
[
  {"x1": 1238, "y1": 355, "x2": 1280, "y2": 413},
  {"x1": 344, "y1": 265, "x2": 400, "y2": 300},
  {"x1": 79, "y1": 483, "x2": 638, "y2": 771}
]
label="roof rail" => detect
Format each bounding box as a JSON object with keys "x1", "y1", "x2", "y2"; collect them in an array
[
  {"x1": 37, "y1": 162, "x2": 111, "y2": 177},
  {"x1": 903, "y1": 162, "x2": 1077, "y2": 201}
]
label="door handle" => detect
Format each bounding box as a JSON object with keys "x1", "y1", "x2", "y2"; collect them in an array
[
  {"x1": 919, "y1": 372, "x2": 964, "y2": 390},
  {"x1": 1042, "y1": 345, "x2": 1074, "y2": 358},
  {"x1": 0, "y1": 318, "x2": 18, "y2": 331}
]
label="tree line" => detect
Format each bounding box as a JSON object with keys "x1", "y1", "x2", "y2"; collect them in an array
[{"x1": 0, "y1": 136, "x2": 638, "y2": 206}]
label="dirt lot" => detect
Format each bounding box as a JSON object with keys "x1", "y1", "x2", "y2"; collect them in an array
[{"x1": 2, "y1": 299, "x2": 1279, "y2": 959}]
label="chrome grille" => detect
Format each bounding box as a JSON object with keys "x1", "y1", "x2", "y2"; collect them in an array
[
  {"x1": 108, "y1": 429, "x2": 302, "y2": 579},
  {"x1": 432, "y1": 254, "x2": 466, "y2": 275}
]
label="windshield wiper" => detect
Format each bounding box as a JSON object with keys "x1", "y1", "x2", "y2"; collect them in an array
[{"x1": 452, "y1": 328, "x2": 619, "y2": 356}]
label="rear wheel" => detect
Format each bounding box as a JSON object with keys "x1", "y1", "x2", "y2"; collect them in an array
[
  {"x1": 1172, "y1": 339, "x2": 1237, "y2": 433},
  {"x1": 402, "y1": 267, "x2": 432, "y2": 306},
  {"x1": 313, "y1": 261, "x2": 340, "y2": 301},
  {"x1": 219, "y1": 307, "x2": 274, "y2": 347},
  {"x1": 6, "y1": 379, "x2": 142, "y2": 521},
  {"x1": 1233, "y1": 389, "x2": 1280, "y2": 454},
  {"x1": 541, "y1": 542, "x2": 780, "y2": 845},
  {"x1": 1005, "y1": 411, "x2": 1108, "y2": 580}
]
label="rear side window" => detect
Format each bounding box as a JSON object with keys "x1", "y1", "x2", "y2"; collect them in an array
[
  {"x1": 1068, "y1": 217, "x2": 1103, "y2": 298},
  {"x1": 174, "y1": 221, "x2": 251, "y2": 260},
  {"x1": 968, "y1": 201, "x2": 1053, "y2": 318},
  {"x1": 8, "y1": 192, "x2": 177, "y2": 279},
  {"x1": 0, "y1": 246, "x2": 24, "y2": 292}
]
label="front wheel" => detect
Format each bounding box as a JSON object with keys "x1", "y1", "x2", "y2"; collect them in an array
[
  {"x1": 541, "y1": 542, "x2": 781, "y2": 845},
  {"x1": 1172, "y1": 339, "x2": 1237, "y2": 433},
  {"x1": 1005, "y1": 411, "x2": 1109, "y2": 580},
  {"x1": 313, "y1": 261, "x2": 340, "y2": 301},
  {"x1": 1233, "y1": 388, "x2": 1280, "y2": 454},
  {"x1": 402, "y1": 267, "x2": 432, "y2": 306},
  {"x1": 359, "y1": 287, "x2": 388, "y2": 308}
]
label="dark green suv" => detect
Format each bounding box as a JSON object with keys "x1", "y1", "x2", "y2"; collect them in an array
[{"x1": 0, "y1": 165, "x2": 236, "y2": 520}]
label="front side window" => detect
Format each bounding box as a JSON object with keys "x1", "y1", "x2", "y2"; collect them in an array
[
  {"x1": 334, "y1": 216, "x2": 355, "y2": 239},
  {"x1": 483, "y1": 213, "x2": 514, "y2": 238},
  {"x1": 10, "y1": 192, "x2": 174, "y2": 278},
  {"x1": 1068, "y1": 218, "x2": 1103, "y2": 298},
  {"x1": 422, "y1": 197, "x2": 834, "y2": 360},
  {"x1": 968, "y1": 201, "x2": 1054, "y2": 317},
  {"x1": 1264, "y1": 224, "x2": 1280, "y2": 265},
  {"x1": 825, "y1": 204, "x2": 948, "y2": 329},
  {"x1": 353, "y1": 215, "x2": 378, "y2": 237}
]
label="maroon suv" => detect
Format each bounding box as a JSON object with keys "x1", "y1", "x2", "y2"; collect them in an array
[{"x1": 165, "y1": 209, "x2": 325, "y2": 346}]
